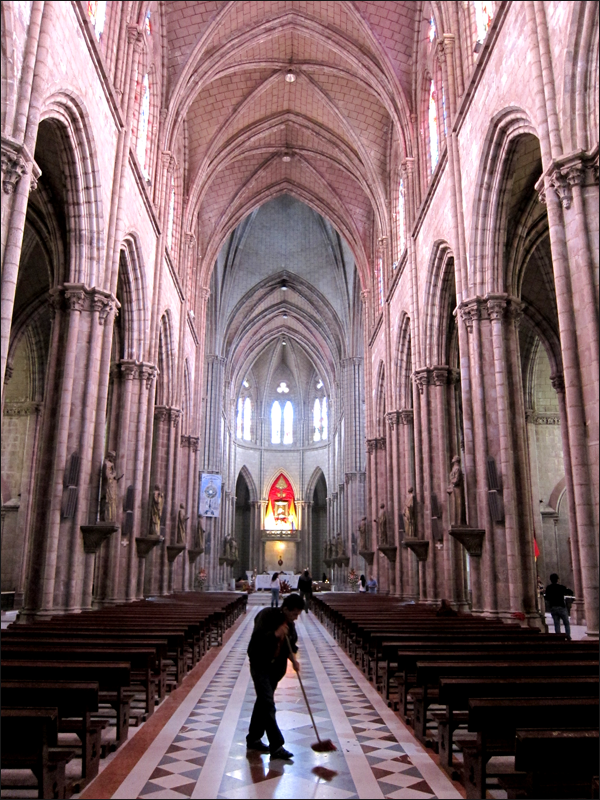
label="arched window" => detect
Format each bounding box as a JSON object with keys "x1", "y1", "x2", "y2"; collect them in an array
[
  {"x1": 322, "y1": 397, "x2": 328, "y2": 440},
  {"x1": 429, "y1": 79, "x2": 439, "y2": 171},
  {"x1": 375, "y1": 253, "x2": 384, "y2": 309},
  {"x1": 137, "y1": 74, "x2": 150, "y2": 178},
  {"x1": 283, "y1": 401, "x2": 293, "y2": 444},
  {"x1": 236, "y1": 397, "x2": 243, "y2": 439},
  {"x1": 144, "y1": 8, "x2": 152, "y2": 36},
  {"x1": 243, "y1": 397, "x2": 251, "y2": 441},
  {"x1": 313, "y1": 399, "x2": 321, "y2": 442},
  {"x1": 473, "y1": 1, "x2": 494, "y2": 45},
  {"x1": 428, "y1": 15, "x2": 436, "y2": 44},
  {"x1": 87, "y1": 0, "x2": 107, "y2": 40},
  {"x1": 397, "y1": 177, "x2": 406, "y2": 259},
  {"x1": 167, "y1": 182, "x2": 175, "y2": 251},
  {"x1": 271, "y1": 401, "x2": 281, "y2": 444}
]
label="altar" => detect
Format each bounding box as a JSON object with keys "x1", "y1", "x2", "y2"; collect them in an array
[{"x1": 255, "y1": 572, "x2": 299, "y2": 590}]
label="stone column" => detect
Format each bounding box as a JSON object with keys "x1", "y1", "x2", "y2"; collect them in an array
[
  {"x1": 432, "y1": 367, "x2": 454, "y2": 604},
  {"x1": 399, "y1": 410, "x2": 418, "y2": 600},
  {"x1": 414, "y1": 369, "x2": 435, "y2": 602}
]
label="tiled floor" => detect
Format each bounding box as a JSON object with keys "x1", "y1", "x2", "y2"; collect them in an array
[{"x1": 107, "y1": 609, "x2": 461, "y2": 800}]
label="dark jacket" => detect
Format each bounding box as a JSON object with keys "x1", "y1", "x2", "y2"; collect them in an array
[
  {"x1": 247, "y1": 607, "x2": 298, "y2": 681},
  {"x1": 544, "y1": 582, "x2": 573, "y2": 608},
  {"x1": 298, "y1": 575, "x2": 312, "y2": 594}
]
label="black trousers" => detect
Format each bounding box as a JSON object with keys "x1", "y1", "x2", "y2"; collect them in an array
[
  {"x1": 247, "y1": 667, "x2": 284, "y2": 752},
  {"x1": 299, "y1": 591, "x2": 311, "y2": 612}
]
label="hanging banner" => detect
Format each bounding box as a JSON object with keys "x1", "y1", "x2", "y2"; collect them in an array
[{"x1": 199, "y1": 473, "x2": 222, "y2": 517}]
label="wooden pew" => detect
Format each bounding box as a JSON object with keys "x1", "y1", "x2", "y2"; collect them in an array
[
  {"x1": 1, "y1": 661, "x2": 132, "y2": 748},
  {"x1": 435, "y1": 673, "x2": 599, "y2": 773},
  {"x1": 498, "y1": 729, "x2": 599, "y2": 799},
  {"x1": 1, "y1": 708, "x2": 75, "y2": 800},
  {"x1": 2, "y1": 681, "x2": 102, "y2": 791},
  {"x1": 462, "y1": 696, "x2": 599, "y2": 799}
]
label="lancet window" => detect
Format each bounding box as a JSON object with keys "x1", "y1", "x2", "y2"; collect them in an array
[
  {"x1": 313, "y1": 397, "x2": 328, "y2": 442},
  {"x1": 396, "y1": 177, "x2": 406, "y2": 259},
  {"x1": 167, "y1": 182, "x2": 175, "y2": 251},
  {"x1": 137, "y1": 74, "x2": 151, "y2": 179},
  {"x1": 271, "y1": 401, "x2": 282, "y2": 444},
  {"x1": 87, "y1": 0, "x2": 106, "y2": 40},
  {"x1": 237, "y1": 397, "x2": 252, "y2": 441},
  {"x1": 429, "y1": 79, "x2": 439, "y2": 171},
  {"x1": 474, "y1": 1, "x2": 494, "y2": 45}
]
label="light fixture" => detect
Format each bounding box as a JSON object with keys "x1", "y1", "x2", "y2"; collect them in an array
[
  {"x1": 285, "y1": 69, "x2": 296, "y2": 83},
  {"x1": 243, "y1": 380, "x2": 249, "y2": 388},
  {"x1": 282, "y1": 312, "x2": 288, "y2": 319},
  {"x1": 280, "y1": 279, "x2": 288, "y2": 291},
  {"x1": 282, "y1": 154, "x2": 291, "y2": 163},
  {"x1": 282, "y1": 339, "x2": 287, "y2": 346}
]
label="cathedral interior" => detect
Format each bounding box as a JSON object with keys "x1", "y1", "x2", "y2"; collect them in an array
[{"x1": 1, "y1": 1, "x2": 599, "y2": 797}]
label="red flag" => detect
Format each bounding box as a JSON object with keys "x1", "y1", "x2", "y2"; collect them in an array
[{"x1": 534, "y1": 538, "x2": 540, "y2": 559}]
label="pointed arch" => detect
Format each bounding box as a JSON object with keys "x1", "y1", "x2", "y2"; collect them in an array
[
  {"x1": 305, "y1": 466, "x2": 327, "y2": 503},
  {"x1": 237, "y1": 464, "x2": 258, "y2": 504},
  {"x1": 156, "y1": 310, "x2": 175, "y2": 407},
  {"x1": 39, "y1": 91, "x2": 104, "y2": 287},
  {"x1": 374, "y1": 360, "x2": 386, "y2": 437},
  {"x1": 422, "y1": 241, "x2": 457, "y2": 366},
  {"x1": 468, "y1": 107, "x2": 537, "y2": 297},
  {"x1": 394, "y1": 312, "x2": 413, "y2": 410},
  {"x1": 119, "y1": 234, "x2": 149, "y2": 362}
]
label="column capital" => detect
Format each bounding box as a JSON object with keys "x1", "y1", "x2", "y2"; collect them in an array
[
  {"x1": 399, "y1": 408, "x2": 413, "y2": 425},
  {"x1": 1, "y1": 136, "x2": 40, "y2": 195},
  {"x1": 413, "y1": 368, "x2": 432, "y2": 394},
  {"x1": 154, "y1": 405, "x2": 170, "y2": 423},
  {"x1": 366, "y1": 437, "x2": 378, "y2": 453},
  {"x1": 120, "y1": 360, "x2": 138, "y2": 380},
  {"x1": 386, "y1": 410, "x2": 400, "y2": 428},
  {"x1": 432, "y1": 365, "x2": 451, "y2": 386},
  {"x1": 458, "y1": 296, "x2": 484, "y2": 332},
  {"x1": 535, "y1": 146, "x2": 599, "y2": 208},
  {"x1": 138, "y1": 362, "x2": 157, "y2": 387}
]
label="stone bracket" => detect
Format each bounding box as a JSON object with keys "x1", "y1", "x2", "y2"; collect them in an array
[
  {"x1": 448, "y1": 526, "x2": 485, "y2": 557},
  {"x1": 378, "y1": 546, "x2": 398, "y2": 563},
  {"x1": 403, "y1": 538, "x2": 430, "y2": 561},
  {"x1": 166, "y1": 544, "x2": 186, "y2": 563},
  {"x1": 187, "y1": 548, "x2": 204, "y2": 563},
  {"x1": 219, "y1": 556, "x2": 237, "y2": 566},
  {"x1": 358, "y1": 550, "x2": 375, "y2": 566},
  {"x1": 135, "y1": 536, "x2": 163, "y2": 558},
  {"x1": 81, "y1": 524, "x2": 119, "y2": 554}
]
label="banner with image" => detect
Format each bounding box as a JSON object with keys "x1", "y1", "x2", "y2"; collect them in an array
[{"x1": 199, "y1": 473, "x2": 222, "y2": 517}]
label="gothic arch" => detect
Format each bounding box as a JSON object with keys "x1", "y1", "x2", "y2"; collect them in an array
[
  {"x1": 422, "y1": 241, "x2": 456, "y2": 367},
  {"x1": 262, "y1": 468, "x2": 297, "y2": 504},
  {"x1": 39, "y1": 92, "x2": 104, "y2": 287},
  {"x1": 237, "y1": 464, "x2": 258, "y2": 504},
  {"x1": 1, "y1": 0, "x2": 15, "y2": 134},
  {"x1": 119, "y1": 234, "x2": 148, "y2": 362},
  {"x1": 468, "y1": 107, "x2": 538, "y2": 297},
  {"x1": 156, "y1": 311, "x2": 175, "y2": 407},
  {"x1": 562, "y1": 0, "x2": 599, "y2": 153},
  {"x1": 305, "y1": 466, "x2": 327, "y2": 503},
  {"x1": 374, "y1": 360, "x2": 386, "y2": 437},
  {"x1": 394, "y1": 312, "x2": 413, "y2": 410}
]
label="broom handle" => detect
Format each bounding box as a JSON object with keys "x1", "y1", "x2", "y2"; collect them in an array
[{"x1": 286, "y1": 634, "x2": 322, "y2": 743}]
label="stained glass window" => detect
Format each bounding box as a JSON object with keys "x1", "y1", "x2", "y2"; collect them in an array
[
  {"x1": 144, "y1": 9, "x2": 152, "y2": 36},
  {"x1": 322, "y1": 397, "x2": 328, "y2": 440},
  {"x1": 428, "y1": 15, "x2": 436, "y2": 44},
  {"x1": 137, "y1": 74, "x2": 150, "y2": 178},
  {"x1": 397, "y1": 178, "x2": 406, "y2": 259},
  {"x1": 88, "y1": 0, "x2": 106, "y2": 41},
  {"x1": 243, "y1": 397, "x2": 251, "y2": 441},
  {"x1": 375, "y1": 253, "x2": 384, "y2": 308},
  {"x1": 429, "y1": 79, "x2": 439, "y2": 171},
  {"x1": 313, "y1": 399, "x2": 321, "y2": 442},
  {"x1": 283, "y1": 401, "x2": 293, "y2": 444},
  {"x1": 167, "y1": 183, "x2": 175, "y2": 250},
  {"x1": 474, "y1": 1, "x2": 494, "y2": 44},
  {"x1": 236, "y1": 398, "x2": 243, "y2": 439},
  {"x1": 271, "y1": 401, "x2": 281, "y2": 444}
]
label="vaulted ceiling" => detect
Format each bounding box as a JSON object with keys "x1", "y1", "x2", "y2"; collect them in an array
[{"x1": 161, "y1": 1, "x2": 419, "y2": 284}]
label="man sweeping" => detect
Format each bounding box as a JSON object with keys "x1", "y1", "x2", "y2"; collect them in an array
[{"x1": 246, "y1": 592, "x2": 304, "y2": 760}]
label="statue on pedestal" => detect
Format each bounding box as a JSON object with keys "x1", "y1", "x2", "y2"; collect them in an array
[
  {"x1": 100, "y1": 451, "x2": 123, "y2": 524},
  {"x1": 177, "y1": 504, "x2": 189, "y2": 544},
  {"x1": 229, "y1": 536, "x2": 239, "y2": 562},
  {"x1": 358, "y1": 517, "x2": 369, "y2": 552},
  {"x1": 194, "y1": 517, "x2": 205, "y2": 553},
  {"x1": 375, "y1": 503, "x2": 388, "y2": 547},
  {"x1": 336, "y1": 532, "x2": 344, "y2": 557},
  {"x1": 223, "y1": 534, "x2": 232, "y2": 560},
  {"x1": 447, "y1": 456, "x2": 466, "y2": 526},
  {"x1": 149, "y1": 485, "x2": 164, "y2": 537},
  {"x1": 403, "y1": 487, "x2": 415, "y2": 539}
]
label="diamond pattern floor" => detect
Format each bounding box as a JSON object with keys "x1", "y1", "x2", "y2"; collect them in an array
[{"x1": 112, "y1": 607, "x2": 460, "y2": 800}]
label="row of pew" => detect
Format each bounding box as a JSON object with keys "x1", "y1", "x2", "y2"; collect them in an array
[
  {"x1": 312, "y1": 594, "x2": 599, "y2": 799},
  {"x1": 1, "y1": 591, "x2": 247, "y2": 799}
]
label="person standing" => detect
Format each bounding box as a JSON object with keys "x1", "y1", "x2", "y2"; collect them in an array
[
  {"x1": 359, "y1": 574, "x2": 367, "y2": 593},
  {"x1": 270, "y1": 571, "x2": 281, "y2": 608},
  {"x1": 544, "y1": 573, "x2": 574, "y2": 640},
  {"x1": 366, "y1": 575, "x2": 378, "y2": 593},
  {"x1": 246, "y1": 593, "x2": 304, "y2": 759},
  {"x1": 297, "y1": 568, "x2": 313, "y2": 613}
]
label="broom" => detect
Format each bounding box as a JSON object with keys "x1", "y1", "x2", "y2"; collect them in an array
[{"x1": 286, "y1": 635, "x2": 337, "y2": 752}]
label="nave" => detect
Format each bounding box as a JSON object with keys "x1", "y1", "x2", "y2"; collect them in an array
[{"x1": 79, "y1": 606, "x2": 460, "y2": 800}]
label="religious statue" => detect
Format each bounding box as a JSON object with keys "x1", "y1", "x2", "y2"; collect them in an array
[
  {"x1": 150, "y1": 485, "x2": 164, "y2": 537},
  {"x1": 100, "y1": 451, "x2": 123, "y2": 524},
  {"x1": 358, "y1": 516, "x2": 369, "y2": 552},
  {"x1": 375, "y1": 503, "x2": 388, "y2": 547},
  {"x1": 194, "y1": 517, "x2": 205, "y2": 553},
  {"x1": 176, "y1": 504, "x2": 189, "y2": 544},
  {"x1": 223, "y1": 534, "x2": 231, "y2": 559},
  {"x1": 403, "y1": 487, "x2": 415, "y2": 539},
  {"x1": 336, "y1": 532, "x2": 344, "y2": 557},
  {"x1": 324, "y1": 539, "x2": 332, "y2": 560},
  {"x1": 229, "y1": 536, "x2": 239, "y2": 562},
  {"x1": 447, "y1": 456, "x2": 466, "y2": 526}
]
